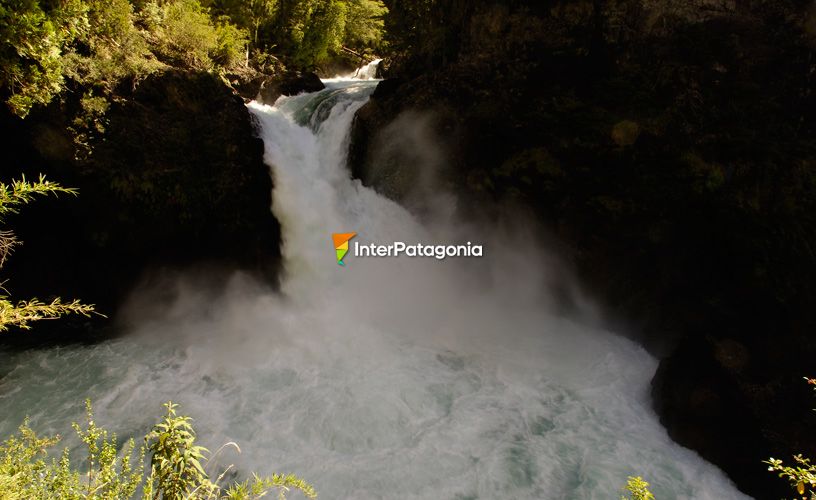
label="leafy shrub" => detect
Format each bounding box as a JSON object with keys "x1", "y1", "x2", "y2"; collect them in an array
[
  {"x1": 0, "y1": 401, "x2": 317, "y2": 499},
  {"x1": 213, "y1": 17, "x2": 249, "y2": 69},
  {"x1": 621, "y1": 476, "x2": 655, "y2": 500},
  {"x1": 0, "y1": 402, "x2": 141, "y2": 498},
  {"x1": 766, "y1": 455, "x2": 816, "y2": 498},
  {"x1": 67, "y1": 0, "x2": 160, "y2": 90},
  {"x1": 143, "y1": 0, "x2": 219, "y2": 70},
  {"x1": 765, "y1": 378, "x2": 816, "y2": 498},
  {"x1": 1, "y1": 0, "x2": 248, "y2": 120},
  {"x1": 0, "y1": 0, "x2": 87, "y2": 117}
]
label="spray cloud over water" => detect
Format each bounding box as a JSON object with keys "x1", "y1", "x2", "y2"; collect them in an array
[{"x1": 0, "y1": 70, "x2": 748, "y2": 499}]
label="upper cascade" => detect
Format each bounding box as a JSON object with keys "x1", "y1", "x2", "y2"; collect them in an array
[{"x1": 351, "y1": 59, "x2": 382, "y2": 80}]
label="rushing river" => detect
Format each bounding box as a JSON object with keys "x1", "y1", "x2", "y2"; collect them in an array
[{"x1": 0, "y1": 71, "x2": 749, "y2": 499}]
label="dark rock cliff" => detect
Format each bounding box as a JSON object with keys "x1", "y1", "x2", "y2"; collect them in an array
[
  {"x1": 350, "y1": 1, "x2": 816, "y2": 497},
  {"x1": 0, "y1": 70, "x2": 281, "y2": 339}
]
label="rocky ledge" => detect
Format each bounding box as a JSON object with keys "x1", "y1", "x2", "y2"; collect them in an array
[{"x1": 231, "y1": 69, "x2": 325, "y2": 103}]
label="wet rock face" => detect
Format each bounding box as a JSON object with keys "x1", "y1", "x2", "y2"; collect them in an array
[
  {"x1": 353, "y1": 1, "x2": 816, "y2": 497},
  {"x1": 224, "y1": 68, "x2": 325, "y2": 104},
  {"x1": 0, "y1": 70, "x2": 281, "y2": 337},
  {"x1": 257, "y1": 71, "x2": 325, "y2": 104}
]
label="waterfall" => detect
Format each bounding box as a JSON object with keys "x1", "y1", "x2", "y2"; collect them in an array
[
  {"x1": 0, "y1": 67, "x2": 749, "y2": 499},
  {"x1": 353, "y1": 58, "x2": 382, "y2": 80}
]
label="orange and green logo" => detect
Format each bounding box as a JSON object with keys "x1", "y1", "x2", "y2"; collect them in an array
[{"x1": 332, "y1": 232, "x2": 357, "y2": 266}]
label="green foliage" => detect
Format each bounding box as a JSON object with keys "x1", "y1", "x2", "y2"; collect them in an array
[
  {"x1": 66, "y1": 0, "x2": 159, "y2": 91},
  {"x1": 0, "y1": 0, "x2": 386, "y2": 118},
  {"x1": 271, "y1": 0, "x2": 316, "y2": 52},
  {"x1": 0, "y1": 401, "x2": 317, "y2": 500},
  {"x1": 224, "y1": 473, "x2": 317, "y2": 500},
  {"x1": 145, "y1": 0, "x2": 219, "y2": 70},
  {"x1": 207, "y1": 0, "x2": 277, "y2": 48},
  {"x1": 766, "y1": 455, "x2": 816, "y2": 499},
  {"x1": 72, "y1": 400, "x2": 145, "y2": 499},
  {"x1": 266, "y1": 0, "x2": 385, "y2": 67},
  {"x1": 0, "y1": 297, "x2": 97, "y2": 332},
  {"x1": 0, "y1": 418, "x2": 64, "y2": 498},
  {"x1": 765, "y1": 378, "x2": 816, "y2": 499},
  {"x1": 71, "y1": 91, "x2": 112, "y2": 158},
  {"x1": 342, "y1": 0, "x2": 386, "y2": 49},
  {"x1": 144, "y1": 401, "x2": 212, "y2": 499},
  {"x1": 621, "y1": 476, "x2": 656, "y2": 500},
  {"x1": 59, "y1": 0, "x2": 159, "y2": 154},
  {"x1": 214, "y1": 17, "x2": 250, "y2": 68},
  {"x1": 0, "y1": 175, "x2": 96, "y2": 332},
  {"x1": 0, "y1": 0, "x2": 87, "y2": 116},
  {"x1": 0, "y1": 401, "x2": 143, "y2": 499},
  {"x1": 123, "y1": 0, "x2": 248, "y2": 72},
  {"x1": 0, "y1": 0, "x2": 248, "y2": 119},
  {"x1": 249, "y1": 0, "x2": 279, "y2": 47},
  {"x1": 0, "y1": 175, "x2": 77, "y2": 218},
  {"x1": 142, "y1": 401, "x2": 317, "y2": 499},
  {"x1": 293, "y1": 0, "x2": 346, "y2": 67}
]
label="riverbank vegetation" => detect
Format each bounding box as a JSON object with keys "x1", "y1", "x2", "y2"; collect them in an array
[
  {"x1": 0, "y1": 401, "x2": 316, "y2": 499},
  {"x1": 764, "y1": 378, "x2": 816, "y2": 499},
  {"x1": 0, "y1": 0, "x2": 387, "y2": 148}
]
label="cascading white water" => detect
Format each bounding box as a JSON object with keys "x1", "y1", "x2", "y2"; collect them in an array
[
  {"x1": 0, "y1": 70, "x2": 749, "y2": 499},
  {"x1": 352, "y1": 59, "x2": 381, "y2": 80}
]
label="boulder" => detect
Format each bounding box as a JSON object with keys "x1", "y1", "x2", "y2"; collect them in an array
[{"x1": 652, "y1": 335, "x2": 816, "y2": 499}]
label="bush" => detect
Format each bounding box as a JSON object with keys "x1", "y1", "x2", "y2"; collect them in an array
[
  {"x1": 621, "y1": 476, "x2": 656, "y2": 500},
  {"x1": 0, "y1": 0, "x2": 250, "y2": 120},
  {"x1": 0, "y1": 401, "x2": 317, "y2": 500},
  {"x1": 765, "y1": 378, "x2": 816, "y2": 498},
  {"x1": 143, "y1": 0, "x2": 219, "y2": 70},
  {"x1": 65, "y1": 0, "x2": 162, "y2": 92},
  {"x1": 213, "y1": 17, "x2": 249, "y2": 69},
  {"x1": 0, "y1": 0, "x2": 87, "y2": 117}
]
